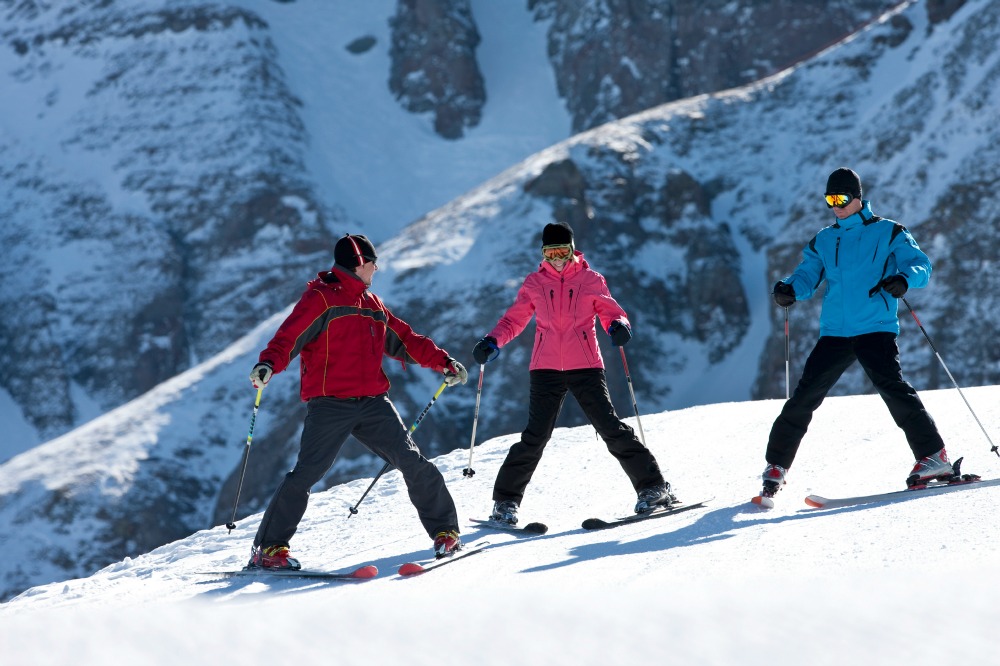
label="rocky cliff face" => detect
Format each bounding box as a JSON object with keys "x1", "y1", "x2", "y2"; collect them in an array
[
  {"x1": 381, "y1": 0, "x2": 909, "y2": 136},
  {"x1": 0, "y1": 1, "x2": 340, "y2": 440},
  {"x1": 528, "y1": 0, "x2": 906, "y2": 132},
  {"x1": 389, "y1": 0, "x2": 485, "y2": 139}
]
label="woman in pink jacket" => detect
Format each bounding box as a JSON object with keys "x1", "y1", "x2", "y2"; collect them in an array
[{"x1": 472, "y1": 223, "x2": 673, "y2": 526}]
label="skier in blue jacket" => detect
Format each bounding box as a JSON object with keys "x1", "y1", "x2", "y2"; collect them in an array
[{"x1": 759, "y1": 168, "x2": 954, "y2": 499}]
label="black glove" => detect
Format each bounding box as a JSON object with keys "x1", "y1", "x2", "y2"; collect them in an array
[
  {"x1": 880, "y1": 275, "x2": 908, "y2": 298},
  {"x1": 472, "y1": 336, "x2": 499, "y2": 364},
  {"x1": 608, "y1": 320, "x2": 632, "y2": 346},
  {"x1": 250, "y1": 361, "x2": 273, "y2": 389},
  {"x1": 772, "y1": 281, "x2": 796, "y2": 307}
]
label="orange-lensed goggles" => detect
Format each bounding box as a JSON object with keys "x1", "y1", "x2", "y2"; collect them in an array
[
  {"x1": 542, "y1": 244, "x2": 573, "y2": 261},
  {"x1": 825, "y1": 193, "x2": 854, "y2": 208}
]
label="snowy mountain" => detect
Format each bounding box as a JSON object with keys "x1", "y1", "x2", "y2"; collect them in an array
[
  {"x1": 3, "y1": 0, "x2": 999, "y2": 602},
  {"x1": 377, "y1": 0, "x2": 1000, "y2": 455},
  {"x1": 2, "y1": 385, "x2": 999, "y2": 664},
  {"x1": 1, "y1": 0, "x2": 902, "y2": 454}
]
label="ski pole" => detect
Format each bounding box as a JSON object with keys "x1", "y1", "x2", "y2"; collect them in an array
[
  {"x1": 784, "y1": 306, "x2": 791, "y2": 400},
  {"x1": 463, "y1": 364, "x2": 486, "y2": 478},
  {"x1": 619, "y1": 347, "x2": 648, "y2": 447},
  {"x1": 902, "y1": 297, "x2": 999, "y2": 458},
  {"x1": 226, "y1": 386, "x2": 264, "y2": 532},
  {"x1": 348, "y1": 381, "x2": 449, "y2": 517}
]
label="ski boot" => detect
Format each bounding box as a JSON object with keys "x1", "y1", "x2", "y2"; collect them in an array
[
  {"x1": 906, "y1": 448, "x2": 953, "y2": 488},
  {"x1": 247, "y1": 544, "x2": 301, "y2": 570},
  {"x1": 761, "y1": 464, "x2": 787, "y2": 497},
  {"x1": 490, "y1": 499, "x2": 519, "y2": 526},
  {"x1": 750, "y1": 464, "x2": 787, "y2": 508},
  {"x1": 432, "y1": 530, "x2": 462, "y2": 559},
  {"x1": 634, "y1": 482, "x2": 676, "y2": 514}
]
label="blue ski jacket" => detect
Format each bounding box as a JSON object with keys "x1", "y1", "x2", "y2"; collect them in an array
[{"x1": 781, "y1": 201, "x2": 932, "y2": 337}]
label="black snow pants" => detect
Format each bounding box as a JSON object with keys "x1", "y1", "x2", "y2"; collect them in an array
[
  {"x1": 492, "y1": 368, "x2": 664, "y2": 505},
  {"x1": 765, "y1": 332, "x2": 945, "y2": 469},
  {"x1": 254, "y1": 394, "x2": 459, "y2": 549}
]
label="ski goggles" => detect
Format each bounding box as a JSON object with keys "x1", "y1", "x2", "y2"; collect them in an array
[
  {"x1": 825, "y1": 193, "x2": 854, "y2": 208},
  {"x1": 541, "y1": 244, "x2": 573, "y2": 261}
]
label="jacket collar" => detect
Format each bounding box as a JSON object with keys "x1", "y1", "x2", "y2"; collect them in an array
[
  {"x1": 319, "y1": 266, "x2": 369, "y2": 295},
  {"x1": 834, "y1": 200, "x2": 874, "y2": 230},
  {"x1": 538, "y1": 250, "x2": 587, "y2": 277}
]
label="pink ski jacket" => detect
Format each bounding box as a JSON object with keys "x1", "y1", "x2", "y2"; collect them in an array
[{"x1": 488, "y1": 252, "x2": 628, "y2": 371}]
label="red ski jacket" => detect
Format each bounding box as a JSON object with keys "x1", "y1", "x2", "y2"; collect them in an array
[
  {"x1": 488, "y1": 252, "x2": 629, "y2": 371},
  {"x1": 259, "y1": 267, "x2": 450, "y2": 400}
]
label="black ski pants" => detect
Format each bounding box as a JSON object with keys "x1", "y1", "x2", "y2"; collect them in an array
[
  {"x1": 493, "y1": 368, "x2": 664, "y2": 504},
  {"x1": 765, "y1": 332, "x2": 945, "y2": 469},
  {"x1": 254, "y1": 394, "x2": 459, "y2": 549}
]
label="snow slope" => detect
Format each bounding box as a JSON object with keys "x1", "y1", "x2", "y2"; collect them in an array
[{"x1": 3, "y1": 382, "x2": 999, "y2": 665}]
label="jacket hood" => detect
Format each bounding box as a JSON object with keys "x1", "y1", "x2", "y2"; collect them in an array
[{"x1": 313, "y1": 266, "x2": 368, "y2": 294}]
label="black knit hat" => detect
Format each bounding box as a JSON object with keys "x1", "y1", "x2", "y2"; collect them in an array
[
  {"x1": 334, "y1": 234, "x2": 377, "y2": 268},
  {"x1": 541, "y1": 222, "x2": 574, "y2": 247},
  {"x1": 826, "y1": 168, "x2": 862, "y2": 199}
]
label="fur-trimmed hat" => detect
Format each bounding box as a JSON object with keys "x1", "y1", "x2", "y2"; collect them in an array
[{"x1": 334, "y1": 234, "x2": 377, "y2": 268}]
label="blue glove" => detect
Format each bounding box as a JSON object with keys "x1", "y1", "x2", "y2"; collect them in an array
[
  {"x1": 472, "y1": 336, "x2": 499, "y2": 364},
  {"x1": 608, "y1": 321, "x2": 632, "y2": 346}
]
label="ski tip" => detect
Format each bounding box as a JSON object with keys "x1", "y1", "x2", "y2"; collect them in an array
[
  {"x1": 398, "y1": 562, "x2": 425, "y2": 576},
  {"x1": 750, "y1": 496, "x2": 774, "y2": 509},
  {"x1": 352, "y1": 565, "x2": 379, "y2": 579},
  {"x1": 581, "y1": 518, "x2": 609, "y2": 530},
  {"x1": 523, "y1": 522, "x2": 548, "y2": 534},
  {"x1": 804, "y1": 495, "x2": 827, "y2": 508}
]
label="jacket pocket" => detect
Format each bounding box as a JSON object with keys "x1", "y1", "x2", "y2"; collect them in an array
[
  {"x1": 531, "y1": 332, "x2": 545, "y2": 366},
  {"x1": 578, "y1": 329, "x2": 597, "y2": 365}
]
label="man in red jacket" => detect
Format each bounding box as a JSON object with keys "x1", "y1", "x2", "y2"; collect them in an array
[
  {"x1": 247, "y1": 234, "x2": 468, "y2": 569},
  {"x1": 472, "y1": 223, "x2": 673, "y2": 526}
]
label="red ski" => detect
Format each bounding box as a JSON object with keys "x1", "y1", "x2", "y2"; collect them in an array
[{"x1": 398, "y1": 541, "x2": 490, "y2": 576}]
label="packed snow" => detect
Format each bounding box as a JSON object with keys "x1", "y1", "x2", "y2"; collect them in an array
[{"x1": 3, "y1": 381, "x2": 999, "y2": 665}]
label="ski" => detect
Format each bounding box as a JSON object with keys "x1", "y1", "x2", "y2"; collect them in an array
[
  {"x1": 750, "y1": 495, "x2": 775, "y2": 509},
  {"x1": 581, "y1": 499, "x2": 710, "y2": 531},
  {"x1": 469, "y1": 518, "x2": 549, "y2": 535},
  {"x1": 805, "y1": 476, "x2": 990, "y2": 510},
  {"x1": 201, "y1": 564, "x2": 378, "y2": 580},
  {"x1": 398, "y1": 541, "x2": 490, "y2": 576}
]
